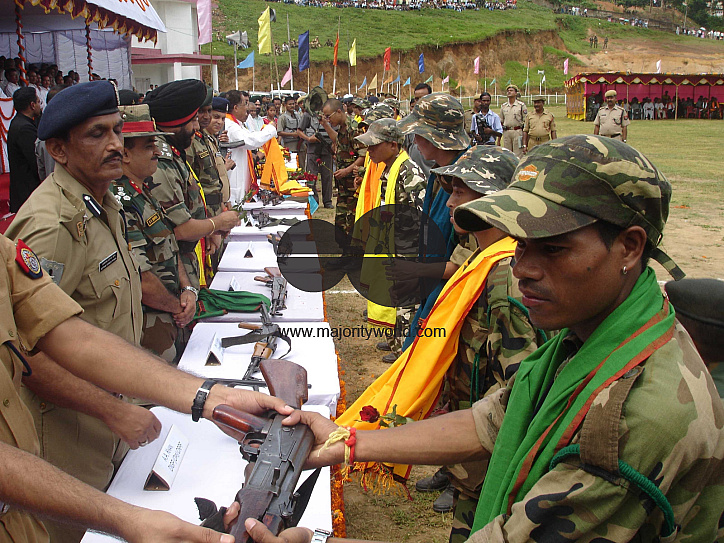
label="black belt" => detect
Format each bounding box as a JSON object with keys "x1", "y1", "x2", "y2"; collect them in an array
[{"x1": 503, "y1": 126, "x2": 523, "y2": 131}]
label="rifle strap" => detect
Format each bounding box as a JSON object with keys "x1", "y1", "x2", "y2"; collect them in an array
[{"x1": 221, "y1": 329, "x2": 292, "y2": 358}]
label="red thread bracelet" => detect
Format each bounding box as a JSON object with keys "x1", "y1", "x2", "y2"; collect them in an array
[{"x1": 345, "y1": 427, "x2": 357, "y2": 465}]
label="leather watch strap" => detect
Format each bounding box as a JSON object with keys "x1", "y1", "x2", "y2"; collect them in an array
[{"x1": 191, "y1": 379, "x2": 217, "y2": 422}]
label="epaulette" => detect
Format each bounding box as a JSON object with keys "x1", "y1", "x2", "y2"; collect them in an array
[
  {"x1": 195, "y1": 130, "x2": 204, "y2": 139},
  {"x1": 157, "y1": 139, "x2": 174, "y2": 161}
]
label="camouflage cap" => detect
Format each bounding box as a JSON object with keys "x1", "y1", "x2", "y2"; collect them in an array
[
  {"x1": 352, "y1": 97, "x2": 371, "y2": 109},
  {"x1": 120, "y1": 104, "x2": 172, "y2": 138},
  {"x1": 397, "y1": 92, "x2": 470, "y2": 151},
  {"x1": 433, "y1": 146, "x2": 518, "y2": 195},
  {"x1": 453, "y1": 135, "x2": 683, "y2": 278},
  {"x1": 383, "y1": 97, "x2": 400, "y2": 110},
  {"x1": 358, "y1": 104, "x2": 394, "y2": 127},
  {"x1": 355, "y1": 118, "x2": 404, "y2": 146}
]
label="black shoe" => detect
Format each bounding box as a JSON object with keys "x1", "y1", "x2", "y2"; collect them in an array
[
  {"x1": 415, "y1": 468, "x2": 450, "y2": 492},
  {"x1": 382, "y1": 352, "x2": 397, "y2": 363},
  {"x1": 324, "y1": 203, "x2": 334, "y2": 209},
  {"x1": 432, "y1": 485, "x2": 455, "y2": 513},
  {"x1": 376, "y1": 341, "x2": 391, "y2": 351}
]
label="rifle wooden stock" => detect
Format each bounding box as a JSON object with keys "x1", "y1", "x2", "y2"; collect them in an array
[
  {"x1": 252, "y1": 342, "x2": 274, "y2": 359},
  {"x1": 260, "y1": 359, "x2": 308, "y2": 409},
  {"x1": 264, "y1": 266, "x2": 282, "y2": 277},
  {"x1": 238, "y1": 322, "x2": 262, "y2": 330},
  {"x1": 254, "y1": 275, "x2": 272, "y2": 284},
  {"x1": 212, "y1": 405, "x2": 267, "y2": 435},
  {"x1": 228, "y1": 488, "x2": 275, "y2": 542}
]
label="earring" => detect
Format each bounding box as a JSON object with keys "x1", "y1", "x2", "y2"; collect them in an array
[{"x1": 622, "y1": 265, "x2": 628, "y2": 275}]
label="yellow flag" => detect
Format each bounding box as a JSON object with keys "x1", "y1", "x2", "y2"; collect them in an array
[
  {"x1": 258, "y1": 7, "x2": 271, "y2": 55},
  {"x1": 369, "y1": 73, "x2": 378, "y2": 90},
  {"x1": 349, "y1": 39, "x2": 357, "y2": 67}
]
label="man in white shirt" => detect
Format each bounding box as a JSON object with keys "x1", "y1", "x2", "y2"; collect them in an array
[
  {"x1": 2, "y1": 68, "x2": 20, "y2": 97},
  {"x1": 224, "y1": 89, "x2": 277, "y2": 203},
  {"x1": 245, "y1": 101, "x2": 264, "y2": 132}
]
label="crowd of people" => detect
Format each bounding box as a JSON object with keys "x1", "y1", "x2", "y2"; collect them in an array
[
  {"x1": 281, "y1": 0, "x2": 515, "y2": 10},
  {"x1": 0, "y1": 68, "x2": 722, "y2": 543},
  {"x1": 586, "y1": 90, "x2": 723, "y2": 121}
]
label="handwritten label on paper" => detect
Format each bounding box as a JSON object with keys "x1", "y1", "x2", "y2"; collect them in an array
[
  {"x1": 205, "y1": 333, "x2": 224, "y2": 366},
  {"x1": 144, "y1": 425, "x2": 189, "y2": 491},
  {"x1": 229, "y1": 275, "x2": 242, "y2": 292}
]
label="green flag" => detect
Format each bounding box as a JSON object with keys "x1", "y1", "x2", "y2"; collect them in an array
[
  {"x1": 425, "y1": 75, "x2": 433, "y2": 84},
  {"x1": 507, "y1": 78, "x2": 512, "y2": 85}
]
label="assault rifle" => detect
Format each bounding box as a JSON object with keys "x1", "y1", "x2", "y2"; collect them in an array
[
  {"x1": 222, "y1": 304, "x2": 291, "y2": 384},
  {"x1": 197, "y1": 359, "x2": 320, "y2": 542},
  {"x1": 252, "y1": 209, "x2": 271, "y2": 229},
  {"x1": 254, "y1": 267, "x2": 288, "y2": 316},
  {"x1": 259, "y1": 189, "x2": 284, "y2": 207}
]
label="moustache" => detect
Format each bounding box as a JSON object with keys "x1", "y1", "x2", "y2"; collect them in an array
[
  {"x1": 103, "y1": 152, "x2": 123, "y2": 164},
  {"x1": 517, "y1": 279, "x2": 551, "y2": 300}
]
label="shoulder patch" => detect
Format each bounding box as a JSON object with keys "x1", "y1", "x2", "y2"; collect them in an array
[
  {"x1": 157, "y1": 140, "x2": 174, "y2": 161},
  {"x1": 15, "y1": 240, "x2": 43, "y2": 279}
]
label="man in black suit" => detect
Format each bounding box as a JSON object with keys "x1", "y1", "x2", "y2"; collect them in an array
[{"x1": 8, "y1": 86, "x2": 42, "y2": 212}]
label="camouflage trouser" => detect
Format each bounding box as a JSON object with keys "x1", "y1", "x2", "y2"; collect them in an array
[
  {"x1": 502, "y1": 128, "x2": 524, "y2": 157},
  {"x1": 449, "y1": 492, "x2": 477, "y2": 543},
  {"x1": 335, "y1": 174, "x2": 358, "y2": 246},
  {"x1": 142, "y1": 310, "x2": 187, "y2": 365},
  {"x1": 387, "y1": 306, "x2": 416, "y2": 354},
  {"x1": 181, "y1": 249, "x2": 201, "y2": 290}
]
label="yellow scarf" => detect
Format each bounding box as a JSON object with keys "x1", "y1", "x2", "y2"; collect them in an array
[
  {"x1": 337, "y1": 237, "x2": 518, "y2": 482},
  {"x1": 357, "y1": 151, "x2": 410, "y2": 329}
]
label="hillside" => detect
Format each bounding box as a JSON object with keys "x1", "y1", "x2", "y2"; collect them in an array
[{"x1": 204, "y1": 0, "x2": 724, "y2": 93}]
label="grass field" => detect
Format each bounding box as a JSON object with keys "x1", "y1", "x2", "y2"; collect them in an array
[{"x1": 205, "y1": 0, "x2": 708, "y2": 87}]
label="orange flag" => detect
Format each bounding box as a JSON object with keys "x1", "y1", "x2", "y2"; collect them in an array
[
  {"x1": 333, "y1": 32, "x2": 339, "y2": 66},
  {"x1": 383, "y1": 47, "x2": 391, "y2": 71}
]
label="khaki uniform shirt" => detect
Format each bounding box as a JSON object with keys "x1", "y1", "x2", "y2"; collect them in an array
[
  {"x1": 467, "y1": 324, "x2": 724, "y2": 542},
  {"x1": 6, "y1": 165, "x2": 142, "y2": 344},
  {"x1": 500, "y1": 100, "x2": 527, "y2": 129},
  {"x1": 0, "y1": 235, "x2": 81, "y2": 543},
  {"x1": 594, "y1": 104, "x2": 630, "y2": 137},
  {"x1": 523, "y1": 110, "x2": 556, "y2": 140}
]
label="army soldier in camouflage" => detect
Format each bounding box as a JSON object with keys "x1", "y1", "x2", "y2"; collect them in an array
[
  {"x1": 594, "y1": 89, "x2": 630, "y2": 142},
  {"x1": 499, "y1": 84, "x2": 527, "y2": 157},
  {"x1": 144, "y1": 80, "x2": 241, "y2": 290},
  {"x1": 522, "y1": 96, "x2": 557, "y2": 152},
  {"x1": 112, "y1": 105, "x2": 196, "y2": 364},
  {"x1": 432, "y1": 146, "x2": 544, "y2": 540},
  {"x1": 245, "y1": 135, "x2": 723, "y2": 543},
  {"x1": 320, "y1": 97, "x2": 365, "y2": 246}
]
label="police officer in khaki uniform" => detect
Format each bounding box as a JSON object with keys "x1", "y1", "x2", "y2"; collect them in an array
[
  {"x1": 5, "y1": 80, "x2": 157, "y2": 543},
  {"x1": 522, "y1": 96, "x2": 557, "y2": 152},
  {"x1": 0, "y1": 236, "x2": 291, "y2": 542},
  {"x1": 499, "y1": 84, "x2": 527, "y2": 157},
  {"x1": 594, "y1": 89, "x2": 630, "y2": 142}
]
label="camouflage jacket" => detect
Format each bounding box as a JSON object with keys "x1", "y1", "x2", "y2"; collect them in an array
[
  {"x1": 335, "y1": 119, "x2": 362, "y2": 172},
  {"x1": 186, "y1": 131, "x2": 224, "y2": 216},
  {"x1": 112, "y1": 176, "x2": 180, "y2": 300},
  {"x1": 446, "y1": 254, "x2": 542, "y2": 499},
  {"x1": 379, "y1": 156, "x2": 427, "y2": 211},
  {"x1": 147, "y1": 136, "x2": 207, "y2": 288},
  {"x1": 467, "y1": 324, "x2": 724, "y2": 542}
]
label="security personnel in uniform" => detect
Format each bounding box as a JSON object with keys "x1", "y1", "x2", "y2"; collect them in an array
[
  {"x1": 499, "y1": 84, "x2": 527, "y2": 157},
  {"x1": 144, "y1": 80, "x2": 241, "y2": 290},
  {"x1": 5, "y1": 80, "x2": 150, "y2": 543},
  {"x1": 594, "y1": 89, "x2": 630, "y2": 142},
  {"x1": 522, "y1": 96, "x2": 557, "y2": 153},
  {"x1": 112, "y1": 105, "x2": 196, "y2": 365}
]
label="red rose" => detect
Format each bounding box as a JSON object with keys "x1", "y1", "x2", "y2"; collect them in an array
[{"x1": 359, "y1": 405, "x2": 380, "y2": 423}]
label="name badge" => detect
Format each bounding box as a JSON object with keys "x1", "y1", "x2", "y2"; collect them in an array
[
  {"x1": 146, "y1": 212, "x2": 161, "y2": 227},
  {"x1": 99, "y1": 251, "x2": 118, "y2": 272}
]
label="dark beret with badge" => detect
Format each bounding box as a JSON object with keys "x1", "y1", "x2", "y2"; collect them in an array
[
  {"x1": 118, "y1": 89, "x2": 142, "y2": 106},
  {"x1": 212, "y1": 97, "x2": 230, "y2": 113},
  {"x1": 38, "y1": 80, "x2": 120, "y2": 141},
  {"x1": 143, "y1": 79, "x2": 208, "y2": 128}
]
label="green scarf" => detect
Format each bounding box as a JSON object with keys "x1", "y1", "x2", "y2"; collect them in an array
[
  {"x1": 471, "y1": 267, "x2": 675, "y2": 532},
  {"x1": 194, "y1": 289, "x2": 270, "y2": 320}
]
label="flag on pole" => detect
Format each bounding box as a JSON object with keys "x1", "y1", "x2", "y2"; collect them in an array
[
  {"x1": 507, "y1": 78, "x2": 512, "y2": 85},
  {"x1": 333, "y1": 32, "x2": 340, "y2": 66},
  {"x1": 563, "y1": 58, "x2": 569, "y2": 75},
  {"x1": 359, "y1": 76, "x2": 367, "y2": 89},
  {"x1": 392, "y1": 75, "x2": 400, "y2": 84},
  {"x1": 403, "y1": 76, "x2": 410, "y2": 87},
  {"x1": 656, "y1": 59, "x2": 662, "y2": 73},
  {"x1": 383, "y1": 47, "x2": 391, "y2": 71},
  {"x1": 197, "y1": 0, "x2": 212, "y2": 45},
  {"x1": 238, "y1": 51, "x2": 255, "y2": 69},
  {"x1": 383, "y1": 74, "x2": 394, "y2": 85},
  {"x1": 441, "y1": 75, "x2": 449, "y2": 85},
  {"x1": 298, "y1": 31, "x2": 310, "y2": 71},
  {"x1": 424, "y1": 75, "x2": 433, "y2": 84},
  {"x1": 537, "y1": 70, "x2": 545, "y2": 75},
  {"x1": 370, "y1": 74, "x2": 378, "y2": 89},
  {"x1": 258, "y1": 7, "x2": 272, "y2": 54},
  {"x1": 490, "y1": 77, "x2": 496, "y2": 85},
  {"x1": 320, "y1": 73, "x2": 324, "y2": 87},
  {"x1": 541, "y1": 75, "x2": 546, "y2": 83},
  {"x1": 281, "y1": 63, "x2": 293, "y2": 86},
  {"x1": 473, "y1": 56, "x2": 480, "y2": 75},
  {"x1": 418, "y1": 53, "x2": 425, "y2": 73},
  {"x1": 349, "y1": 39, "x2": 357, "y2": 67}
]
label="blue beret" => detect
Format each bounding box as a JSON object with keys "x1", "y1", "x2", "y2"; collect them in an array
[
  {"x1": 38, "y1": 81, "x2": 119, "y2": 141},
  {"x1": 212, "y1": 97, "x2": 230, "y2": 113}
]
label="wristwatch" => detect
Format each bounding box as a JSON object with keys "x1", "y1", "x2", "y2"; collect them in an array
[
  {"x1": 191, "y1": 379, "x2": 217, "y2": 422},
  {"x1": 182, "y1": 285, "x2": 199, "y2": 301},
  {"x1": 311, "y1": 529, "x2": 332, "y2": 543}
]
